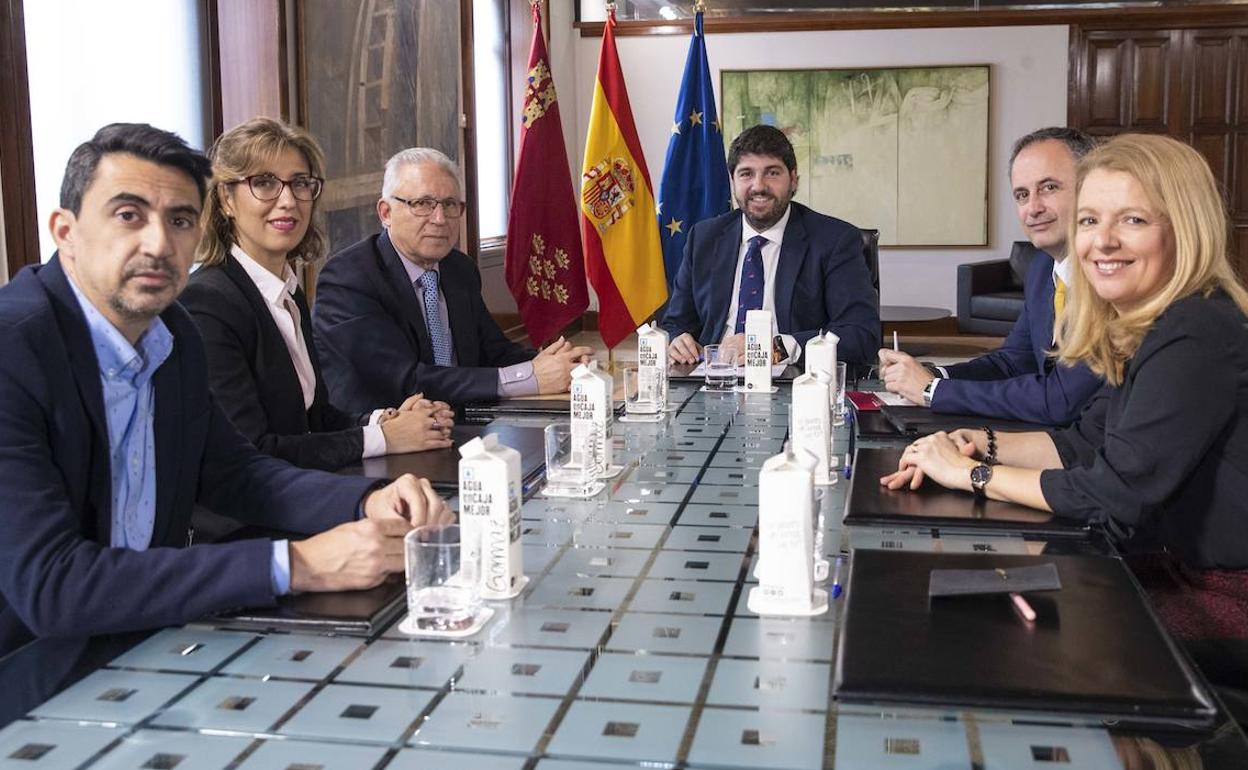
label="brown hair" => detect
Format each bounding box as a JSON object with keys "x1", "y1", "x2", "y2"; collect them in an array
[
  {"x1": 1055, "y1": 133, "x2": 1248, "y2": 385},
  {"x1": 196, "y1": 117, "x2": 328, "y2": 267}
]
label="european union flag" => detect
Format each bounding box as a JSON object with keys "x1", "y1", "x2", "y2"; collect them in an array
[{"x1": 657, "y1": 11, "x2": 730, "y2": 288}]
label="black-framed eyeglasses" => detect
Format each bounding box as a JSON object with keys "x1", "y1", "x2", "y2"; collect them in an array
[
  {"x1": 391, "y1": 195, "x2": 465, "y2": 218},
  {"x1": 230, "y1": 173, "x2": 324, "y2": 202}
]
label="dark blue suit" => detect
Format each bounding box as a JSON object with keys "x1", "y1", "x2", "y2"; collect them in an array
[
  {"x1": 0, "y1": 257, "x2": 379, "y2": 657},
  {"x1": 313, "y1": 232, "x2": 535, "y2": 410},
  {"x1": 659, "y1": 203, "x2": 879, "y2": 365},
  {"x1": 932, "y1": 246, "x2": 1103, "y2": 425}
]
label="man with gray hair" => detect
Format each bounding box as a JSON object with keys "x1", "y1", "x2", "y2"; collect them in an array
[
  {"x1": 877, "y1": 127, "x2": 1103, "y2": 425},
  {"x1": 314, "y1": 148, "x2": 591, "y2": 408}
]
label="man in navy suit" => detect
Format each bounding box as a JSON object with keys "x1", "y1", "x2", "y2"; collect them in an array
[
  {"x1": 313, "y1": 148, "x2": 592, "y2": 409},
  {"x1": 661, "y1": 125, "x2": 879, "y2": 366},
  {"x1": 0, "y1": 124, "x2": 450, "y2": 657},
  {"x1": 878, "y1": 127, "x2": 1103, "y2": 425}
]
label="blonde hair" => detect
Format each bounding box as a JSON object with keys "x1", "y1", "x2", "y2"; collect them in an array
[
  {"x1": 196, "y1": 117, "x2": 328, "y2": 267},
  {"x1": 1055, "y1": 133, "x2": 1248, "y2": 385}
]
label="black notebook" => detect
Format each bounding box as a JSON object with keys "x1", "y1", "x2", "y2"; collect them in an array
[
  {"x1": 835, "y1": 550, "x2": 1217, "y2": 726},
  {"x1": 340, "y1": 424, "x2": 546, "y2": 496},
  {"x1": 210, "y1": 578, "x2": 405, "y2": 637},
  {"x1": 845, "y1": 447, "x2": 1090, "y2": 537},
  {"x1": 881, "y1": 404, "x2": 1049, "y2": 437}
]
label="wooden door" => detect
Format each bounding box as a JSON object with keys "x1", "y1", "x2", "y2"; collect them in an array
[{"x1": 1071, "y1": 25, "x2": 1248, "y2": 282}]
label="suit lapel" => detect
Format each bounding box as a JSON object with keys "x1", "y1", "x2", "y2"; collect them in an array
[
  {"x1": 377, "y1": 232, "x2": 435, "y2": 358},
  {"x1": 222, "y1": 256, "x2": 306, "y2": 417},
  {"x1": 709, "y1": 216, "x2": 743, "y2": 336},
  {"x1": 440, "y1": 259, "x2": 477, "y2": 366},
  {"x1": 773, "y1": 205, "x2": 810, "y2": 331},
  {"x1": 150, "y1": 340, "x2": 181, "y2": 548},
  {"x1": 39, "y1": 258, "x2": 114, "y2": 541}
]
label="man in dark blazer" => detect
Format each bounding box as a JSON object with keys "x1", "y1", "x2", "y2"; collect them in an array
[
  {"x1": 661, "y1": 125, "x2": 879, "y2": 367},
  {"x1": 0, "y1": 124, "x2": 448, "y2": 658},
  {"x1": 879, "y1": 127, "x2": 1103, "y2": 425},
  {"x1": 313, "y1": 148, "x2": 591, "y2": 410}
]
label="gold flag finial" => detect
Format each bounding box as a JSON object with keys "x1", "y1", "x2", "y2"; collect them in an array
[
  {"x1": 530, "y1": 0, "x2": 542, "y2": 10},
  {"x1": 694, "y1": 0, "x2": 707, "y2": 12},
  {"x1": 605, "y1": 1, "x2": 616, "y2": 12}
]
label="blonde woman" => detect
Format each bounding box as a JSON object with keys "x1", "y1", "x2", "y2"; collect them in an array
[
  {"x1": 882, "y1": 134, "x2": 1248, "y2": 639},
  {"x1": 181, "y1": 118, "x2": 453, "y2": 471}
]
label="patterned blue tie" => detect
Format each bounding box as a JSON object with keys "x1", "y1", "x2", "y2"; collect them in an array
[
  {"x1": 419, "y1": 271, "x2": 453, "y2": 366},
  {"x1": 734, "y1": 235, "x2": 768, "y2": 334}
]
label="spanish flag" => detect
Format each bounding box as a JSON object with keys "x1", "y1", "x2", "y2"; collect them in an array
[{"x1": 580, "y1": 7, "x2": 667, "y2": 349}]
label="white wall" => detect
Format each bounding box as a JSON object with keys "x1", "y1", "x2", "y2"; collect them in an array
[
  {"x1": 549, "y1": 21, "x2": 1069, "y2": 310},
  {"x1": 24, "y1": 0, "x2": 206, "y2": 262}
]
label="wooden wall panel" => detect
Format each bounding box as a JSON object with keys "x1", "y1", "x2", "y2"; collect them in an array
[
  {"x1": 1087, "y1": 38, "x2": 1128, "y2": 129},
  {"x1": 211, "y1": 0, "x2": 287, "y2": 133},
  {"x1": 0, "y1": 0, "x2": 38, "y2": 277},
  {"x1": 1132, "y1": 38, "x2": 1172, "y2": 129},
  {"x1": 1192, "y1": 35, "x2": 1233, "y2": 126}
]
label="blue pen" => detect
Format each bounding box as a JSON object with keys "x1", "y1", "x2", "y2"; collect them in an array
[{"x1": 831, "y1": 554, "x2": 847, "y2": 599}]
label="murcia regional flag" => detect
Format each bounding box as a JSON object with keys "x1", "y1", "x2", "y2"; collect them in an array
[
  {"x1": 580, "y1": 6, "x2": 667, "y2": 349},
  {"x1": 504, "y1": 0, "x2": 589, "y2": 345}
]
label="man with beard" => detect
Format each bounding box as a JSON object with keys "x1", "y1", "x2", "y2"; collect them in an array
[
  {"x1": 0, "y1": 124, "x2": 450, "y2": 657},
  {"x1": 661, "y1": 124, "x2": 878, "y2": 366}
]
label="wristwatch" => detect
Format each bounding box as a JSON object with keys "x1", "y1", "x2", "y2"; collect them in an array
[
  {"x1": 922, "y1": 377, "x2": 940, "y2": 407},
  {"x1": 970, "y1": 462, "x2": 993, "y2": 500}
]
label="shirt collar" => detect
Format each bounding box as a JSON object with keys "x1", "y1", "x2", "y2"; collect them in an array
[
  {"x1": 741, "y1": 203, "x2": 792, "y2": 247},
  {"x1": 64, "y1": 270, "x2": 173, "y2": 382},
  {"x1": 398, "y1": 251, "x2": 440, "y2": 287},
  {"x1": 231, "y1": 244, "x2": 298, "y2": 307},
  {"x1": 1051, "y1": 250, "x2": 1073, "y2": 286}
]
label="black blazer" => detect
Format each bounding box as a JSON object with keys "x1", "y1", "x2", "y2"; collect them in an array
[
  {"x1": 313, "y1": 231, "x2": 535, "y2": 410},
  {"x1": 181, "y1": 255, "x2": 367, "y2": 471},
  {"x1": 0, "y1": 256, "x2": 376, "y2": 656}
]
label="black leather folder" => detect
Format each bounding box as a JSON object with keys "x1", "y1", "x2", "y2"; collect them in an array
[
  {"x1": 835, "y1": 550, "x2": 1217, "y2": 727},
  {"x1": 210, "y1": 579, "x2": 405, "y2": 637},
  {"x1": 881, "y1": 404, "x2": 1048, "y2": 437},
  {"x1": 340, "y1": 424, "x2": 546, "y2": 495},
  {"x1": 845, "y1": 447, "x2": 1089, "y2": 537},
  {"x1": 462, "y1": 398, "x2": 625, "y2": 422}
]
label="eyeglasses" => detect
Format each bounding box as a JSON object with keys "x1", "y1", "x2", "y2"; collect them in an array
[
  {"x1": 230, "y1": 173, "x2": 324, "y2": 202},
  {"x1": 391, "y1": 195, "x2": 465, "y2": 218}
]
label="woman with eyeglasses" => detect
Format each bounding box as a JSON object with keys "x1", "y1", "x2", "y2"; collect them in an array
[
  {"x1": 881, "y1": 134, "x2": 1248, "y2": 646},
  {"x1": 181, "y1": 117, "x2": 454, "y2": 473}
]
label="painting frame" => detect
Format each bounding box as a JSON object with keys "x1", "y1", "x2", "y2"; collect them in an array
[{"x1": 720, "y1": 64, "x2": 991, "y2": 248}]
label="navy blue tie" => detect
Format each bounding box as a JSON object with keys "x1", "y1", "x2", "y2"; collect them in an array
[{"x1": 734, "y1": 235, "x2": 768, "y2": 335}]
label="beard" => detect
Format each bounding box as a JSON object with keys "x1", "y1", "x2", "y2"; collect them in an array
[
  {"x1": 109, "y1": 260, "x2": 183, "y2": 321},
  {"x1": 739, "y1": 191, "x2": 792, "y2": 232}
]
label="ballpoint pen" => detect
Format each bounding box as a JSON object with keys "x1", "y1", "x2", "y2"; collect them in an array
[
  {"x1": 893, "y1": 330, "x2": 899, "y2": 352},
  {"x1": 831, "y1": 553, "x2": 847, "y2": 599}
]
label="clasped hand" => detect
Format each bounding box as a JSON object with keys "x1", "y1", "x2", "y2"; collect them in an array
[{"x1": 879, "y1": 429, "x2": 981, "y2": 492}]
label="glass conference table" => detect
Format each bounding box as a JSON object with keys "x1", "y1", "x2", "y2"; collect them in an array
[{"x1": 1, "y1": 380, "x2": 1245, "y2": 770}]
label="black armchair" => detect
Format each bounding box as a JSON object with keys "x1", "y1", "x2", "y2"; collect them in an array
[{"x1": 956, "y1": 241, "x2": 1039, "y2": 335}]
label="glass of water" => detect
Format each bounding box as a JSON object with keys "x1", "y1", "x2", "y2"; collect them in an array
[
  {"x1": 833, "y1": 361, "x2": 848, "y2": 426},
  {"x1": 403, "y1": 524, "x2": 483, "y2": 634},
  {"x1": 542, "y1": 422, "x2": 605, "y2": 498},
  {"x1": 703, "y1": 344, "x2": 737, "y2": 392},
  {"x1": 621, "y1": 365, "x2": 663, "y2": 421}
]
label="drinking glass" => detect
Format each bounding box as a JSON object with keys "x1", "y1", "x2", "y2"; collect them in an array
[
  {"x1": 403, "y1": 524, "x2": 482, "y2": 633},
  {"x1": 542, "y1": 422, "x2": 604, "y2": 498},
  {"x1": 703, "y1": 344, "x2": 737, "y2": 392}
]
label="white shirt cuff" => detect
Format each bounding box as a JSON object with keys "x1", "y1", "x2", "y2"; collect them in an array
[
  {"x1": 270, "y1": 539, "x2": 292, "y2": 596},
  {"x1": 935, "y1": 365, "x2": 950, "y2": 378},
  {"x1": 367, "y1": 408, "x2": 386, "y2": 426},
  {"x1": 362, "y1": 424, "x2": 387, "y2": 459}
]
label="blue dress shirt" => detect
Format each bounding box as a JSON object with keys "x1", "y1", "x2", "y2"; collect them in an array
[{"x1": 66, "y1": 276, "x2": 292, "y2": 594}]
